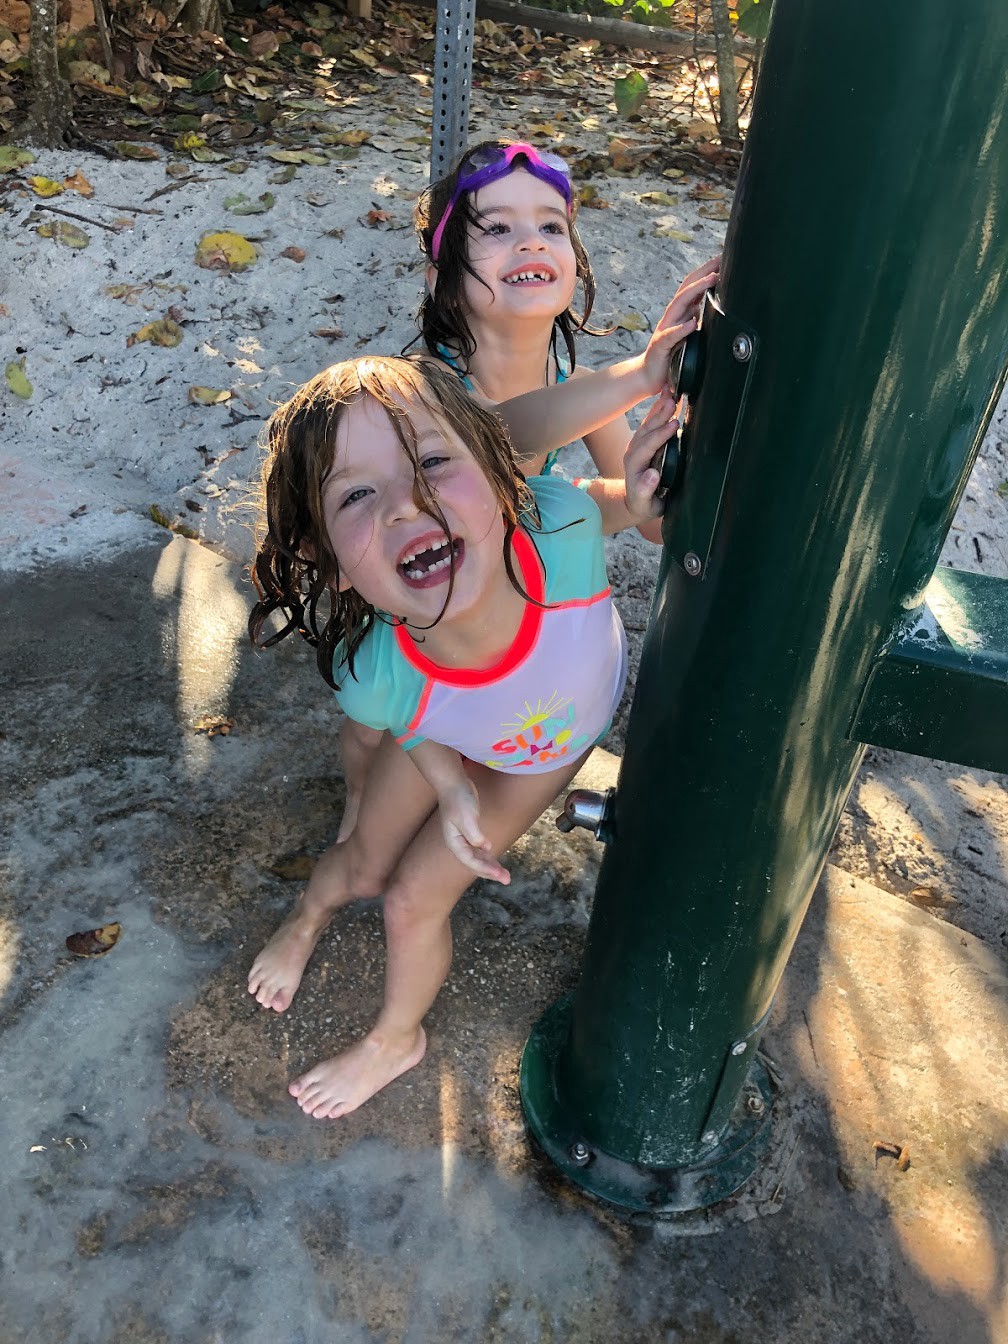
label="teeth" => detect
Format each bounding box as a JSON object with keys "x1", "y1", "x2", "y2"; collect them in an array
[
  {"x1": 505, "y1": 271, "x2": 549, "y2": 284},
  {"x1": 401, "y1": 538, "x2": 457, "y2": 579}
]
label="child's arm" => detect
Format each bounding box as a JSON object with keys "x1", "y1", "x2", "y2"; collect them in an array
[
  {"x1": 408, "y1": 741, "x2": 511, "y2": 885},
  {"x1": 496, "y1": 258, "x2": 718, "y2": 460}
]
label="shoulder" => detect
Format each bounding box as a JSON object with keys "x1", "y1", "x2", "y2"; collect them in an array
[
  {"x1": 524, "y1": 476, "x2": 607, "y2": 601},
  {"x1": 527, "y1": 473, "x2": 602, "y2": 534},
  {"x1": 333, "y1": 620, "x2": 423, "y2": 732}
]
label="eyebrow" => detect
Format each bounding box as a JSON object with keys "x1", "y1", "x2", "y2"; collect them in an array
[{"x1": 477, "y1": 202, "x2": 568, "y2": 220}]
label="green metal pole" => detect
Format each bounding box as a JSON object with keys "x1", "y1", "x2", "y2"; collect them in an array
[{"x1": 521, "y1": 0, "x2": 1008, "y2": 1211}]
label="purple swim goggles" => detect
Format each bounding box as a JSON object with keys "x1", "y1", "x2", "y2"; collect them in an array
[{"x1": 430, "y1": 142, "x2": 573, "y2": 261}]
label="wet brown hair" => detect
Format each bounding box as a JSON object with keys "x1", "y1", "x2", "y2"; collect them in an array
[
  {"x1": 411, "y1": 138, "x2": 598, "y2": 376},
  {"x1": 248, "y1": 355, "x2": 539, "y2": 689}
]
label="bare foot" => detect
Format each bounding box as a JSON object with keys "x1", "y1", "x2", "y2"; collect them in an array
[
  {"x1": 289, "y1": 1027, "x2": 427, "y2": 1119},
  {"x1": 247, "y1": 908, "x2": 328, "y2": 1012}
]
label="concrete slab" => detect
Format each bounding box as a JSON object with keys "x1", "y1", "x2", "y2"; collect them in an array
[{"x1": 1, "y1": 537, "x2": 1006, "y2": 1344}]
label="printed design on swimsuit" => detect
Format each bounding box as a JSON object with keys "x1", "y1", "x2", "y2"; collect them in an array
[{"x1": 485, "y1": 691, "x2": 591, "y2": 769}]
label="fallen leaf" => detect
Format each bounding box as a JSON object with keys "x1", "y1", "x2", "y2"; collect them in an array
[
  {"x1": 27, "y1": 175, "x2": 63, "y2": 197},
  {"x1": 188, "y1": 386, "x2": 232, "y2": 405},
  {"x1": 614, "y1": 310, "x2": 648, "y2": 333},
  {"x1": 614, "y1": 68, "x2": 648, "y2": 118},
  {"x1": 224, "y1": 191, "x2": 275, "y2": 215},
  {"x1": 63, "y1": 169, "x2": 93, "y2": 197},
  {"x1": 279, "y1": 245, "x2": 306, "y2": 262},
  {"x1": 329, "y1": 128, "x2": 371, "y2": 146},
  {"x1": 193, "y1": 714, "x2": 235, "y2": 737},
  {"x1": 5, "y1": 356, "x2": 32, "y2": 399},
  {"x1": 639, "y1": 190, "x2": 678, "y2": 207},
  {"x1": 699, "y1": 201, "x2": 732, "y2": 221},
  {"x1": 264, "y1": 148, "x2": 327, "y2": 166},
  {"x1": 0, "y1": 146, "x2": 33, "y2": 173},
  {"x1": 66, "y1": 58, "x2": 109, "y2": 85},
  {"x1": 66, "y1": 922, "x2": 121, "y2": 957},
  {"x1": 267, "y1": 854, "x2": 314, "y2": 881},
  {"x1": 365, "y1": 208, "x2": 393, "y2": 227},
  {"x1": 130, "y1": 317, "x2": 184, "y2": 348},
  {"x1": 576, "y1": 184, "x2": 609, "y2": 209},
  {"x1": 116, "y1": 143, "x2": 160, "y2": 161},
  {"x1": 36, "y1": 220, "x2": 90, "y2": 248},
  {"x1": 314, "y1": 326, "x2": 344, "y2": 340},
  {"x1": 654, "y1": 226, "x2": 693, "y2": 241},
  {"x1": 247, "y1": 30, "x2": 280, "y2": 58},
  {"x1": 195, "y1": 231, "x2": 258, "y2": 272}
]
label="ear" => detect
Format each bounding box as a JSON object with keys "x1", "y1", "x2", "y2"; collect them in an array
[{"x1": 424, "y1": 261, "x2": 438, "y2": 296}]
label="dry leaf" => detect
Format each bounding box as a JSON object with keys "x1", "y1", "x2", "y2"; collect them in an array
[
  {"x1": 279, "y1": 245, "x2": 306, "y2": 262},
  {"x1": 130, "y1": 317, "x2": 184, "y2": 348},
  {"x1": 267, "y1": 854, "x2": 314, "y2": 881},
  {"x1": 193, "y1": 714, "x2": 235, "y2": 737},
  {"x1": 5, "y1": 356, "x2": 32, "y2": 399},
  {"x1": 66, "y1": 922, "x2": 121, "y2": 957},
  {"x1": 27, "y1": 175, "x2": 64, "y2": 197},
  {"x1": 195, "y1": 231, "x2": 258, "y2": 271},
  {"x1": 36, "y1": 220, "x2": 90, "y2": 248},
  {"x1": 63, "y1": 169, "x2": 94, "y2": 197},
  {"x1": 188, "y1": 386, "x2": 232, "y2": 405}
]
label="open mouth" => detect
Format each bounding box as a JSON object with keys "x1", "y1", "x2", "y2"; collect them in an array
[
  {"x1": 398, "y1": 536, "x2": 464, "y2": 589},
  {"x1": 503, "y1": 268, "x2": 555, "y2": 285}
]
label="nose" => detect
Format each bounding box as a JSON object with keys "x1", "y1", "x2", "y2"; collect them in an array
[
  {"x1": 383, "y1": 472, "x2": 421, "y2": 525},
  {"x1": 514, "y1": 225, "x2": 547, "y2": 252}
]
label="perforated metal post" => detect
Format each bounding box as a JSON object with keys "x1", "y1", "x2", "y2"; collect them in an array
[{"x1": 431, "y1": 0, "x2": 474, "y2": 182}]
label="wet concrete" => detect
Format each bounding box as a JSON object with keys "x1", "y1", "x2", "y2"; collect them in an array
[{"x1": 1, "y1": 535, "x2": 1007, "y2": 1343}]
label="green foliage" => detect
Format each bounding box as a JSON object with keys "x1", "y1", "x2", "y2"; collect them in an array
[
  {"x1": 614, "y1": 68, "x2": 649, "y2": 116},
  {"x1": 734, "y1": 0, "x2": 773, "y2": 39}
]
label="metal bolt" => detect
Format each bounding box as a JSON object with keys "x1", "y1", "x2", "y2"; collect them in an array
[
  {"x1": 731, "y1": 1041, "x2": 747, "y2": 1056},
  {"x1": 684, "y1": 552, "x2": 703, "y2": 577},
  {"x1": 746, "y1": 1094, "x2": 766, "y2": 1117},
  {"x1": 569, "y1": 1140, "x2": 591, "y2": 1167},
  {"x1": 732, "y1": 333, "x2": 753, "y2": 362},
  {"x1": 701, "y1": 1130, "x2": 718, "y2": 1146}
]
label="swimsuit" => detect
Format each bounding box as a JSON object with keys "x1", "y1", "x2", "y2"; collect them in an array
[{"x1": 333, "y1": 475, "x2": 627, "y2": 774}]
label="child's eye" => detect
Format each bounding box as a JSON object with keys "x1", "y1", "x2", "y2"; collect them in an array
[
  {"x1": 483, "y1": 222, "x2": 508, "y2": 237},
  {"x1": 420, "y1": 453, "x2": 450, "y2": 471},
  {"x1": 542, "y1": 222, "x2": 565, "y2": 235},
  {"x1": 340, "y1": 487, "x2": 371, "y2": 509}
]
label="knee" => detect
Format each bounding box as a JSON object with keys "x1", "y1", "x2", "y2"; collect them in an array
[
  {"x1": 343, "y1": 833, "x2": 390, "y2": 899},
  {"x1": 383, "y1": 880, "x2": 446, "y2": 939}
]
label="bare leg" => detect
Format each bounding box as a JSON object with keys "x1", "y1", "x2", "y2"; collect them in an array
[
  {"x1": 336, "y1": 717, "x2": 384, "y2": 843},
  {"x1": 289, "y1": 751, "x2": 590, "y2": 1119},
  {"x1": 247, "y1": 735, "x2": 438, "y2": 1012}
]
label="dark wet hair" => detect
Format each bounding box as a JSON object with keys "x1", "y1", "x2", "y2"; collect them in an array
[
  {"x1": 248, "y1": 355, "x2": 540, "y2": 689},
  {"x1": 411, "y1": 138, "x2": 598, "y2": 377}
]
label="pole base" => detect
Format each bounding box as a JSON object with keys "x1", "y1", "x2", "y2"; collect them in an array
[{"x1": 519, "y1": 994, "x2": 774, "y2": 1214}]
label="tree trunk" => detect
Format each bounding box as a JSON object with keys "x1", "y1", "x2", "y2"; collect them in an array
[
  {"x1": 709, "y1": 0, "x2": 740, "y2": 146},
  {"x1": 13, "y1": 0, "x2": 73, "y2": 146}
]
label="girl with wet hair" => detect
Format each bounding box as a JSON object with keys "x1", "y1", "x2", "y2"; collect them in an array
[{"x1": 245, "y1": 329, "x2": 706, "y2": 1121}]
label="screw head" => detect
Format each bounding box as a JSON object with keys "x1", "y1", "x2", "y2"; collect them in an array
[
  {"x1": 732, "y1": 333, "x2": 753, "y2": 362},
  {"x1": 746, "y1": 1094, "x2": 766, "y2": 1117},
  {"x1": 731, "y1": 1041, "x2": 747, "y2": 1056},
  {"x1": 701, "y1": 1130, "x2": 718, "y2": 1146},
  {"x1": 569, "y1": 1141, "x2": 591, "y2": 1167},
  {"x1": 684, "y1": 551, "x2": 702, "y2": 577}
]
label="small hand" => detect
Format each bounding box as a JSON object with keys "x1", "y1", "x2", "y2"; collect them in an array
[
  {"x1": 439, "y1": 783, "x2": 511, "y2": 884},
  {"x1": 624, "y1": 387, "x2": 680, "y2": 521},
  {"x1": 640, "y1": 256, "x2": 721, "y2": 394}
]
